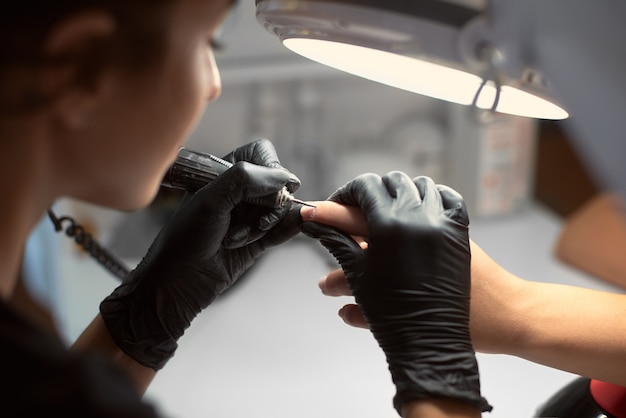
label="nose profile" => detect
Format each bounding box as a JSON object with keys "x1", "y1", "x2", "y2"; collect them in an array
[
  {"x1": 206, "y1": 50, "x2": 222, "y2": 103},
  {"x1": 207, "y1": 75, "x2": 222, "y2": 103}
]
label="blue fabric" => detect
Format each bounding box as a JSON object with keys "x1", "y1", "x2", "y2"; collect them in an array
[{"x1": 22, "y1": 214, "x2": 62, "y2": 323}]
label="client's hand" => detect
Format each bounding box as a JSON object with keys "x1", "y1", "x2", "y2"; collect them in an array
[
  {"x1": 100, "y1": 139, "x2": 302, "y2": 370},
  {"x1": 301, "y1": 201, "x2": 369, "y2": 329},
  {"x1": 300, "y1": 173, "x2": 491, "y2": 414}
]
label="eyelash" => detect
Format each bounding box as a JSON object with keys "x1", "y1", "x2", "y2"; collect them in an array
[{"x1": 208, "y1": 38, "x2": 223, "y2": 51}]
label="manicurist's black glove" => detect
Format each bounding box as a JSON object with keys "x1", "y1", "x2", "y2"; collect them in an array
[
  {"x1": 300, "y1": 173, "x2": 491, "y2": 414},
  {"x1": 100, "y1": 139, "x2": 302, "y2": 370}
]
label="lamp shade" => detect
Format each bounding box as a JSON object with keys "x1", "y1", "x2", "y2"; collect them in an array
[{"x1": 256, "y1": 0, "x2": 568, "y2": 120}]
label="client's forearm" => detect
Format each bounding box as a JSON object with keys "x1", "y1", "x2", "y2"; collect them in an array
[
  {"x1": 457, "y1": 241, "x2": 626, "y2": 385},
  {"x1": 505, "y1": 277, "x2": 626, "y2": 385}
]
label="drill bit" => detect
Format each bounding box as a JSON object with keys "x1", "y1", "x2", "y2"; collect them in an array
[{"x1": 291, "y1": 198, "x2": 316, "y2": 208}]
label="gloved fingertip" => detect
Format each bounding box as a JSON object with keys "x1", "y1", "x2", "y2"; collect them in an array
[
  {"x1": 298, "y1": 221, "x2": 322, "y2": 238},
  {"x1": 259, "y1": 201, "x2": 303, "y2": 232},
  {"x1": 224, "y1": 228, "x2": 249, "y2": 249},
  {"x1": 258, "y1": 211, "x2": 281, "y2": 231},
  {"x1": 286, "y1": 175, "x2": 301, "y2": 193},
  {"x1": 287, "y1": 201, "x2": 304, "y2": 224},
  {"x1": 437, "y1": 184, "x2": 470, "y2": 224}
]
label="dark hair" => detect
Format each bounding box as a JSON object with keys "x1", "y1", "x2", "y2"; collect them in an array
[{"x1": 1, "y1": 1, "x2": 174, "y2": 112}]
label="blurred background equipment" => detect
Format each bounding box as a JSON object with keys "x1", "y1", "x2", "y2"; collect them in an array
[{"x1": 255, "y1": 0, "x2": 626, "y2": 207}]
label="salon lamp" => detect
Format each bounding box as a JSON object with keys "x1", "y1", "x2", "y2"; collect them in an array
[
  {"x1": 257, "y1": 0, "x2": 626, "y2": 204},
  {"x1": 255, "y1": 0, "x2": 569, "y2": 120}
]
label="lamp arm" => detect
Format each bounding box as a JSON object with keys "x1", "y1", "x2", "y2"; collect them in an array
[{"x1": 490, "y1": 0, "x2": 626, "y2": 203}]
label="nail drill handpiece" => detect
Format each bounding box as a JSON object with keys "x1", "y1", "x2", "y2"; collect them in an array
[{"x1": 161, "y1": 148, "x2": 314, "y2": 209}]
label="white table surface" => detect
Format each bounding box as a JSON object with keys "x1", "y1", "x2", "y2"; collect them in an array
[{"x1": 57, "y1": 203, "x2": 624, "y2": 418}]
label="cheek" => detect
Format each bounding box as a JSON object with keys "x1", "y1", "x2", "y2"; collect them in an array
[
  {"x1": 128, "y1": 47, "x2": 217, "y2": 207},
  {"x1": 165, "y1": 45, "x2": 217, "y2": 143},
  {"x1": 89, "y1": 45, "x2": 217, "y2": 211}
]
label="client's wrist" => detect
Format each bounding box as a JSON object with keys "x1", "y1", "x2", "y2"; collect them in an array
[
  {"x1": 401, "y1": 398, "x2": 482, "y2": 418},
  {"x1": 389, "y1": 348, "x2": 490, "y2": 414}
]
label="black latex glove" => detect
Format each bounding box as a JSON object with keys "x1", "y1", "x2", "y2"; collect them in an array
[
  {"x1": 100, "y1": 139, "x2": 303, "y2": 370},
  {"x1": 300, "y1": 173, "x2": 491, "y2": 414},
  {"x1": 221, "y1": 138, "x2": 301, "y2": 248}
]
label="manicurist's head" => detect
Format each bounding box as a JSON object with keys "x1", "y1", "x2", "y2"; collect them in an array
[{"x1": 1, "y1": 0, "x2": 233, "y2": 210}]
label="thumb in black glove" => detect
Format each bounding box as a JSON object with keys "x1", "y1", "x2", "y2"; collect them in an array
[
  {"x1": 300, "y1": 173, "x2": 491, "y2": 414},
  {"x1": 100, "y1": 139, "x2": 303, "y2": 370}
]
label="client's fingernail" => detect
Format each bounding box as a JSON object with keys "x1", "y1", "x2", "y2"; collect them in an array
[
  {"x1": 318, "y1": 276, "x2": 328, "y2": 293},
  {"x1": 300, "y1": 205, "x2": 316, "y2": 221}
]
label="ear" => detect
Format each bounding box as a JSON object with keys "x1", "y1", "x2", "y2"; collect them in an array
[{"x1": 42, "y1": 11, "x2": 116, "y2": 130}]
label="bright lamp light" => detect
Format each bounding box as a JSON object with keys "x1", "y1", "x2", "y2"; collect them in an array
[{"x1": 257, "y1": 0, "x2": 569, "y2": 120}]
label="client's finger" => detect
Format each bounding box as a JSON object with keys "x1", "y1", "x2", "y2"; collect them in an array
[
  {"x1": 319, "y1": 268, "x2": 352, "y2": 297},
  {"x1": 338, "y1": 304, "x2": 369, "y2": 329},
  {"x1": 300, "y1": 201, "x2": 367, "y2": 237}
]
